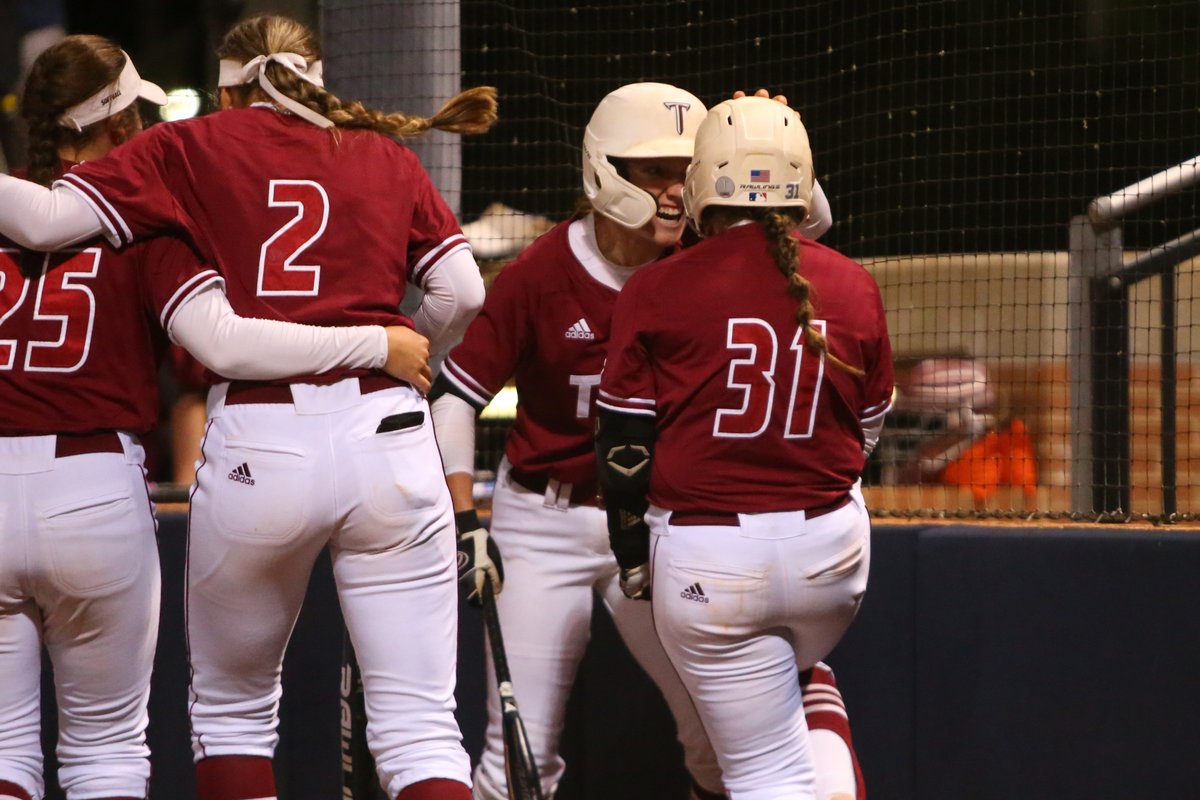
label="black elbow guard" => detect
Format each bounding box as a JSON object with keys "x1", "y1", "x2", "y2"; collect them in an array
[{"x1": 595, "y1": 409, "x2": 656, "y2": 497}]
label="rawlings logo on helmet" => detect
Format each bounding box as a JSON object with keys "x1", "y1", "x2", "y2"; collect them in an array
[{"x1": 683, "y1": 96, "x2": 815, "y2": 235}]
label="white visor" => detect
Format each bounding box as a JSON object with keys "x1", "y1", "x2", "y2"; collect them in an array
[{"x1": 58, "y1": 51, "x2": 167, "y2": 132}]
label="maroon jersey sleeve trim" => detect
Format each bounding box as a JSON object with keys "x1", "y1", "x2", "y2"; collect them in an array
[
  {"x1": 441, "y1": 357, "x2": 493, "y2": 407},
  {"x1": 412, "y1": 234, "x2": 470, "y2": 286},
  {"x1": 56, "y1": 174, "x2": 132, "y2": 247},
  {"x1": 159, "y1": 269, "x2": 223, "y2": 330}
]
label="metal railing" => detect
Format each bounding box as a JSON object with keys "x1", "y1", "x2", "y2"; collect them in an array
[{"x1": 1069, "y1": 156, "x2": 1200, "y2": 520}]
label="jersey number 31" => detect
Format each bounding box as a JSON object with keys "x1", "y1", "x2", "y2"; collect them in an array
[{"x1": 714, "y1": 317, "x2": 826, "y2": 439}]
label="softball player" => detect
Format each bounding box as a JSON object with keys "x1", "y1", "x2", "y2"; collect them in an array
[
  {"x1": 430, "y1": 83, "x2": 861, "y2": 800},
  {"x1": 0, "y1": 16, "x2": 495, "y2": 800},
  {"x1": 596, "y1": 96, "x2": 894, "y2": 800},
  {"x1": 0, "y1": 37, "x2": 434, "y2": 800}
]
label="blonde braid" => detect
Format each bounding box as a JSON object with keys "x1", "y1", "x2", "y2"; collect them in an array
[
  {"x1": 760, "y1": 208, "x2": 865, "y2": 376},
  {"x1": 220, "y1": 15, "x2": 497, "y2": 139}
]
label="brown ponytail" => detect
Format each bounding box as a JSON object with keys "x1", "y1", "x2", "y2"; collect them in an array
[
  {"x1": 218, "y1": 15, "x2": 497, "y2": 138},
  {"x1": 20, "y1": 35, "x2": 136, "y2": 187}
]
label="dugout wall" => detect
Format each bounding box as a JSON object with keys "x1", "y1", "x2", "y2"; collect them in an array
[{"x1": 38, "y1": 514, "x2": 1200, "y2": 800}]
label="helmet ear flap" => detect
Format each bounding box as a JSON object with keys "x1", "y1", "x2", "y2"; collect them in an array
[{"x1": 582, "y1": 147, "x2": 658, "y2": 229}]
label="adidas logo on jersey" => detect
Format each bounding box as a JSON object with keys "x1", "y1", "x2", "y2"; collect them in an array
[
  {"x1": 680, "y1": 582, "x2": 710, "y2": 604},
  {"x1": 564, "y1": 318, "x2": 595, "y2": 340},
  {"x1": 227, "y1": 463, "x2": 255, "y2": 485}
]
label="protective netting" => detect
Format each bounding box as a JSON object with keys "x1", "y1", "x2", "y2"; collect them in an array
[{"x1": 321, "y1": 0, "x2": 1200, "y2": 522}]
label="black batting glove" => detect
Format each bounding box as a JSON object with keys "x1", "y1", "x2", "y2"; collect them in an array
[{"x1": 455, "y1": 509, "x2": 504, "y2": 607}]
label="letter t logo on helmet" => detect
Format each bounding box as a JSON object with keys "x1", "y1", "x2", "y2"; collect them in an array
[{"x1": 582, "y1": 82, "x2": 707, "y2": 229}]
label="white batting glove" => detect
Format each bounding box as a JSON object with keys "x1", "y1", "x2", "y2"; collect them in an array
[{"x1": 455, "y1": 510, "x2": 504, "y2": 607}]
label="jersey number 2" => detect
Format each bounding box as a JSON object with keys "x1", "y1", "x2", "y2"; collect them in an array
[
  {"x1": 713, "y1": 317, "x2": 826, "y2": 439},
  {"x1": 258, "y1": 179, "x2": 329, "y2": 296},
  {"x1": 0, "y1": 248, "x2": 100, "y2": 373}
]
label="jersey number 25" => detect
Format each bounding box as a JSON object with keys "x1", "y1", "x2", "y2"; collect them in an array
[
  {"x1": 0, "y1": 248, "x2": 99, "y2": 373},
  {"x1": 713, "y1": 317, "x2": 826, "y2": 439}
]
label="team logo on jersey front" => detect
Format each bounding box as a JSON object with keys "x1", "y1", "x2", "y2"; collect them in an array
[
  {"x1": 680, "y1": 582, "x2": 710, "y2": 604},
  {"x1": 564, "y1": 318, "x2": 595, "y2": 340},
  {"x1": 228, "y1": 462, "x2": 255, "y2": 485}
]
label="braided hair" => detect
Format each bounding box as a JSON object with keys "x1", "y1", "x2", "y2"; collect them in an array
[
  {"x1": 217, "y1": 15, "x2": 497, "y2": 138},
  {"x1": 703, "y1": 205, "x2": 864, "y2": 376},
  {"x1": 21, "y1": 35, "x2": 141, "y2": 187}
]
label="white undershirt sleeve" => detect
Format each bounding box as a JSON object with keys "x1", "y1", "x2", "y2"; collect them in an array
[
  {"x1": 430, "y1": 392, "x2": 478, "y2": 477},
  {"x1": 410, "y1": 247, "x2": 485, "y2": 358},
  {"x1": 0, "y1": 174, "x2": 108, "y2": 249},
  {"x1": 800, "y1": 178, "x2": 832, "y2": 240},
  {"x1": 168, "y1": 285, "x2": 388, "y2": 379}
]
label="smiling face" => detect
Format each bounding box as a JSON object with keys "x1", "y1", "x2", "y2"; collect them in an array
[{"x1": 613, "y1": 155, "x2": 693, "y2": 249}]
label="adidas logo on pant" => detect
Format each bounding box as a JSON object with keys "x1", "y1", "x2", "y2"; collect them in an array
[
  {"x1": 680, "y1": 582, "x2": 709, "y2": 603},
  {"x1": 227, "y1": 462, "x2": 255, "y2": 485},
  {"x1": 564, "y1": 318, "x2": 595, "y2": 340}
]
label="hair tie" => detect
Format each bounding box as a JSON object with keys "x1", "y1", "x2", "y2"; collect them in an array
[{"x1": 217, "y1": 53, "x2": 332, "y2": 128}]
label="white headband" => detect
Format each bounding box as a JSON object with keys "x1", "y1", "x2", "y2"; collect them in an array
[
  {"x1": 58, "y1": 50, "x2": 168, "y2": 132},
  {"x1": 217, "y1": 53, "x2": 332, "y2": 129}
]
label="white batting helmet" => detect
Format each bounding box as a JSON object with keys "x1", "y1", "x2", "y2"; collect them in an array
[
  {"x1": 682, "y1": 95, "x2": 814, "y2": 231},
  {"x1": 582, "y1": 82, "x2": 707, "y2": 229}
]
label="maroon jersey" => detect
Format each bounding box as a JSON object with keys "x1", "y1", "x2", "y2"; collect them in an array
[
  {"x1": 0, "y1": 227, "x2": 220, "y2": 437},
  {"x1": 58, "y1": 106, "x2": 466, "y2": 384},
  {"x1": 441, "y1": 219, "x2": 617, "y2": 485},
  {"x1": 598, "y1": 224, "x2": 894, "y2": 513}
]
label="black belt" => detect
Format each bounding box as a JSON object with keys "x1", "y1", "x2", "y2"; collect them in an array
[{"x1": 507, "y1": 467, "x2": 600, "y2": 507}]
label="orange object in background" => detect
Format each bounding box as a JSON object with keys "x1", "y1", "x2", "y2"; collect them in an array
[{"x1": 940, "y1": 418, "x2": 1038, "y2": 502}]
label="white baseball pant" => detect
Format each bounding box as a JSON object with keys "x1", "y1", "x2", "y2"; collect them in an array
[
  {"x1": 472, "y1": 459, "x2": 722, "y2": 800},
  {"x1": 0, "y1": 432, "x2": 159, "y2": 800},
  {"x1": 646, "y1": 494, "x2": 871, "y2": 800},
  {"x1": 187, "y1": 377, "x2": 471, "y2": 798}
]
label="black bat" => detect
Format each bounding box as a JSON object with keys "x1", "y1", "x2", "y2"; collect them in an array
[
  {"x1": 340, "y1": 634, "x2": 379, "y2": 800},
  {"x1": 481, "y1": 581, "x2": 545, "y2": 800}
]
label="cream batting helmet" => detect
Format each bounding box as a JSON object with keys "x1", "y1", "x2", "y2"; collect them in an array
[
  {"x1": 682, "y1": 95, "x2": 814, "y2": 232},
  {"x1": 582, "y1": 82, "x2": 707, "y2": 229}
]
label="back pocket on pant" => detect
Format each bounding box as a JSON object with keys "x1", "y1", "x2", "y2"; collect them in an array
[
  {"x1": 42, "y1": 491, "x2": 150, "y2": 596},
  {"x1": 210, "y1": 440, "x2": 311, "y2": 541}
]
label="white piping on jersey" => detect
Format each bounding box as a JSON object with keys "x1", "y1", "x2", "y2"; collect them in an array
[
  {"x1": 595, "y1": 398, "x2": 656, "y2": 417},
  {"x1": 860, "y1": 399, "x2": 893, "y2": 424},
  {"x1": 160, "y1": 270, "x2": 223, "y2": 329},
  {"x1": 861, "y1": 397, "x2": 893, "y2": 418},
  {"x1": 598, "y1": 387, "x2": 654, "y2": 406},
  {"x1": 567, "y1": 215, "x2": 644, "y2": 291},
  {"x1": 441, "y1": 358, "x2": 493, "y2": 407},
  {"x1": 413, "y1": 233, "x2": 471, "y2": 285},
  {"x1": 56, "y1": 175, "x2": 132, "y2": 247}
]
